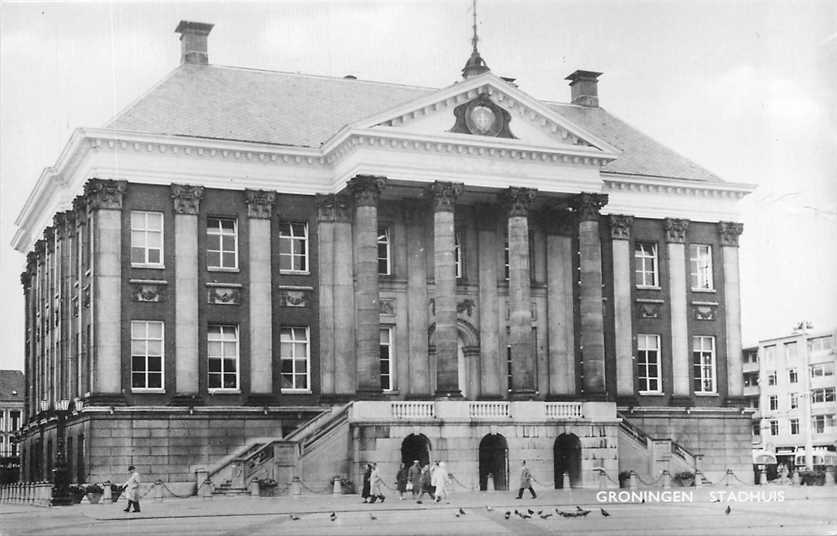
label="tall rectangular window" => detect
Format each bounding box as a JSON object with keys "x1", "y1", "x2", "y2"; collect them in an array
[
  {"x1": 280, "y1": 327, "x2": 310, "y2": 391},
  {"x1": 278, "y1": 222, "x2": 308, "y2": 273},
  {"x1": 808, "y1": 335, "x2": 833, "y2": 354},
  {"x1": 790, "y1": 419, "x2": 800, "y2": 435},
  {"x1": 504, "y1": 239, "x2": 510, "y2": 281},
  {"x1": 380, "y1": 327, "x2": 394, "y2": 391},
  {"x1": 506, "y1": 345, "x2": 512, "y2": 390},
  {"x1": 762, "y1": 345, "x2": 776, "y2": 365},
  {"x1": 637, "y1": 334, "x2": 661, "y2": 393},
  {"x1": 788, "y1": 368, "x2": 799, "y2": 384},
  {"x1": 767, "y1": 371, "x2": 777, "y2": 386},
  {"x1": 689, "y1": 244, "x2": 713, "y2": 290},
  {"x1": 813, "y1": 415, "x2": 826, "y2": 434},
  {"x1": 769, "y1": 420, "x2": 779, "y2": 435},
  {"x1": 207, "y1": 324, "x2": 239, "y2": 390},
  {"x1": 692, "y1": 336, "x2": 716, "y2": 393},
  {"x1": 790, "y1": 393, "x2": 799, "y2": 409},
  {"x1": 784, "y1": 341, "x2": 798, "y2": 362},
  {"x1": 634, "y1": 242, "x2": 658, "y2": 287},
  {"x1": 130, "y1": 211, "x2": 163, "y2": 267},
  {"x1": 377, "y1": 227, "x2": 391, "y2": 275},
  {"x1": 130, "y1": 321, "x2": 164, "y2": 391},
  {"x1": 454, "y1": 232, "x2": 462, "y2": 279},
  {"x1": 207, "y1": 217, "x2": 238, "y2": 270},
  {"x1": 769, "y1": 395, "x2": 778, "y2": 411}
]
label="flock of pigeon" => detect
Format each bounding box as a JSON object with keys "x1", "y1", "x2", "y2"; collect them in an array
[{"x1": 287, "y1": 504, "x2": 619, "y2": 523}]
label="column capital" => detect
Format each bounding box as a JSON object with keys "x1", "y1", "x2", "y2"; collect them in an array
[
  {"x1": 171, "y1": 184, "x2": 205, "y2": 215},
  {"x1": 26, "y1": 251, "x2": 37, "y2": 272},
  {"x1": 501, "y1": 187, "x2": 537, "y2": 217},
  {"x1": 34, "y1": 239, "x2": 45, "y2": 260},
  {"x1": 664, "y1": 218, "x2": 689, "y2": 243},
  {"x1": 427, "y1": 181, "x2": 464, "y2": 212},
  {"x1": 316, "y1": 193, "x2": 352, "y2": 223},
  {"x1": 348, "y1": 175, "x2": 387, "y2": 207},
  {"x1": 718, "y1": 221, "x2": 744, "y2": 247},
  {"x1": 609, "y1": 214, "x2": 634, "y2": 240},
  {"x1": 43, "y1": 226, "x2": 55, "y2": 246},
  {"x1": 571, "y1": 192, "x2": 608, "y2": 221},
  {"x1": 53, "y1": 211, "x2": 76, "y2": 240},
  {"x1": 538, "y1": 208, "x2": 575, "y2": 236},
  {"x1": 72, "y1": 195, "x2": 88, "y2": 222},
  {"x1": 20, "y1": 271, "x2": 32, "y2": 291},
  {"x1": 84, "y1": 178, "x2": 127, "y2": 210},
  {"x1": 245, "y1": 189, "x2": 276, "y2": 219}
]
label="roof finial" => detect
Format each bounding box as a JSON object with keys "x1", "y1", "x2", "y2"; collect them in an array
[{"x1": 462, "y1": 0, "x2": 490, "y2": 79}]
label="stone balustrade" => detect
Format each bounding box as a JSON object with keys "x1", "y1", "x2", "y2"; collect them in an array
[
  {"x1": 545, "y1": 401, "x2": 583, "y2": 419},
  {"x1": 469, "y1": 401, "x2": 510, "y2": 419},
  {"x1": 391, "y1": 401, "x2": 435, "y2": 420},
  {"x1": 349, "y1": 400, "x2": 616, "y2": 423},
  {"x1": 0, "y1": 482, "x2": 54, "y2": 506}
]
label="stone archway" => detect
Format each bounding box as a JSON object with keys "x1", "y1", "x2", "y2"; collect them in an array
[
  {"x1": 554, "y1": 433, "x2": 581, "y2": 488},
  {"x1": 401, "y1": 433, "x2": 431, "y2": 468},
  {"x1": 429, "y1": 319, "x2": 480, "y2": 397},
  {"x1": 479, "y1": 433, "x2": 509, "y2": 491}
]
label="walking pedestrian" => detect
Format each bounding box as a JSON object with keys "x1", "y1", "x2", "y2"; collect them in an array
[
  {"x1": 396, "y1": 462, "x2": 408, "y2": 500},
  {"x1": 432, "y1": 461, "x2": 449, "y2": 503},
  {"x1": 408, "y1": 460, "x2": 422, "y2": 498},
  {"x1": 361, "y1": 463, "x2": 373, "y2": 503},
  {"x1": 369, "y1": 463, "x2": 386, "y2": 503},
  {"x1": 515, "y1": 460, "x2": 537, "y2": 499},
  {"x1": 417, "y1": 463, "x2": 433, "y2": 501},
  {"x1": 121, "y1": 465, "x2": 141, "y2": 513}
]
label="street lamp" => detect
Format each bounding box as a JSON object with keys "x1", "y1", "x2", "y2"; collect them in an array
[{"x1": 52, "y1": 398, "x2": 71, "y2": 506}]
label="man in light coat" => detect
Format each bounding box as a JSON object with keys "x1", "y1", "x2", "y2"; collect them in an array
[
  {"x1": 431, "y1": 461, "x2": 449, "y2": 503},
  {"x1": 122, "y1": 465, "x2": 141, "y2": 512},
  {"x1": 516, "y1": 460, "x2": 536, "y2": 499},
  {"x1": 369, "y1": 463, "x2": 385, "y2": 503}
]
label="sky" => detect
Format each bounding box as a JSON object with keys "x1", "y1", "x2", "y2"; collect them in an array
[{"x1": 1, "y1": 0, "x2": 835, "y2": 371}]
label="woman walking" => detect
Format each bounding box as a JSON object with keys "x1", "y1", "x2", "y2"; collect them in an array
[
  {"x1": 396, "y1": 462, "x2": 409, "y2": 500},
  {"x1": 407, "y1": 460, "x2": 422, "y2": 499},
  {"x1": 361, "y1": 463, "x2": 373, "y2": 503},
  {"x1": 369, "y1": 463, "x2": 386, "y2": 503}
]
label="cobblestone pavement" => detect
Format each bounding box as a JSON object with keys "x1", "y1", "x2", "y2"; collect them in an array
[{"x1": 1, "y1": 486, "x2": 836, "y2": 535}]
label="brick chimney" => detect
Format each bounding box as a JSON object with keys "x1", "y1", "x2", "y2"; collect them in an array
[
  {"x1": 175, "y1": 20, "x2": 214, "y2": 65},
  {"x1": 565, "y1": 70, "x2": 602, "y2": 107}
]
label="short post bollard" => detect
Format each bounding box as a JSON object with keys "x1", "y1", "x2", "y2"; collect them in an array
[
  {"x1": 333, "y1": 476, "x2": 342, "y2": 495},
  {"x1": 629, "y1": 471, "x2": 638, "y2": 490},
  {"x1": 598, "y1": 469, "x2": 607, "y2": 490},
  {"x1": 155, "y1": 480, "x2": 164, "y2": 502},
  {"x1": 825, "y1": 467, "x2": 835, "y2": 486},
  {"x1": 289, "y1": 476, "x2": 303, "y2": 496},
  {"x1": 792, "y1": 470, "x2": 800, "y2": 486},
  {"x1": 694, "y1": 471, "x2": 703, "y2": 488},
  {"x1": 102, "y1": 483, "x2": 112, "y2": 504},
  {"x1": 662, "y1": 470, "x2": 671, "y2": 489},
  {"x1": 487, "y1": 473, "x2": 495, "y2": 492},
  {"x1": 562, "y1": 472, "x2": 571, "y2": 490},
  {"x1": 759, "y1": 468, "x2": 767, "y2": 486}
]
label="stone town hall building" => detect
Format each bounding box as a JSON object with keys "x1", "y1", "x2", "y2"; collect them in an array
[{"x1": 14, "y1": 21, "x2": 755, "y2": 492}]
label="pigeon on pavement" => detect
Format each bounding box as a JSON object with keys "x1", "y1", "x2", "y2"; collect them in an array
[
  {"x1": 601, "y1": 507, "x2": 610, "y2": 517},
  {"x1": 289, "y1": 514, "x2": 301, "y2": 521},
  {"x1": 725, "y1": 505, "x2": 731, "y2": 515},
  {"x1": 504, "y1": 511, "x2": 511, "y2": 520},
  {"x1": 329, "y1": 512, "x2": 337, "y2": 522},
  {"x1": 539, "y1": 513, "x2": 553, "y2": 519},
  {"x1": 370, "y1": 513, "x2": 377, "y2": 521},
  {"x1": 459, "y1": 508, "x2": 467, "y2": 515},
  {"x1": 527, "y1": 509, "x2": 535, "y2": 515}
]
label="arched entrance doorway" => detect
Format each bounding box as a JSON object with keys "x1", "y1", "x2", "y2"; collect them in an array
[
  {"x1": 479, "y1": 433, "x2": 509, "y2": 491},
  {"x1": 401, "y1": 434, "x2": 431, "y2": 468},
  {"x1": 554, "y1": 433, "x2": 581, "y2": 488}
]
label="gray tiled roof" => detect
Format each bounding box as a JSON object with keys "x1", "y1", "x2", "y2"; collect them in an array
[
  {"x1": 0, "y1": 370, "x2": 24, "y2": 403},
  {"x1": 107, "y1": 64, "x2": 722, "y2": 183}
]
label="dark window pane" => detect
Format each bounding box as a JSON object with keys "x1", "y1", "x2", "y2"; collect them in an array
[
  {"x1": 132, "y1": 373, "x2": 145, "y2": 388},
  {"x1": 148, "y1": 356, "x2": 162, "y2": 372},
  {"x1": 208, "y1": 359, "x2": 221, "y2": 373},
  {"x1": 148, "y1": 373, "x2": 162, "y2": 389}
]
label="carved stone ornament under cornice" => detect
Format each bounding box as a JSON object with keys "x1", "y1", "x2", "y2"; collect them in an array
[
  {"x1": 348, "y1": 175, "x2": 387, "y2": 207},
  {"x1": 572, "y1": 192, "x2": 608, "y2": 222},
  {"x1": 34, "y1": 240, "x2": 45, "y2": 259},
  {"x1": 664, "y1": 218, "x2": 690, "y2": 243},
  {"x1": 171, "y1": 184, "x2": 205, "y2": 215},
  {"x1": 316, "y1": 193, "x2": 353, "y2": 223},
  {"x1": 428, "y1": 181, "x2": 464, "y2": 212},
  {"x1": 245, "y1": 189, "x2": 276, "y2": 219},
  {"x1": 20, "y1": 271, "x2": 31, "y2": 290},
  {"x1": 501, "y1": 187, "x2": 537, "y2": 217},
  {"x1": 43, "y1": 226, "x2": 55, "y2": 245},
  {"x1": 718, "y1": 221, "x2": 744, "y2": 247},
  {"x1": 84, "y1": 178, "x2": 127, "y2": 210},
  {"x1": 450, "y1": 94, "x2": 515, "y2": 139},
  {"x1": 609, "y1": 214, "x2": 634, "y2": 240},
  {"x1": 54, "y1": 210, "x2": 76, "y2": 239},
  {"x1": 72, "y1": 196, "x2": 88, "y2": 222}
]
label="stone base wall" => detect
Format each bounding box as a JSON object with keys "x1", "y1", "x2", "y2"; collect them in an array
[
  {"x1": 349, "y1": 421, "x2": 620, "y2": 491},
  {"x1": 619, "y1": 407, "x2": 753, "y2": 484}
]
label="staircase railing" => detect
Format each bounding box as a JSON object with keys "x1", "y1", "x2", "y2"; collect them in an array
[{"x1": 617, "y1": 413, "x2": 650, "y2": 447}]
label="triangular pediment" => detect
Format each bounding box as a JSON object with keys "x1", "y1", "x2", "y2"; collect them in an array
[{"x1": 350, "y1": 72, "x2": 619, "y2": 156}]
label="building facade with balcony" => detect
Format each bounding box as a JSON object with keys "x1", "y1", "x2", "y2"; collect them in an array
[
  {"x1": 0, "y1": 370, "x2": 24, "y2": 483},
  {"x1": 757, "y1": 329, "x2": 837, "y2": 468},
  {"x1": 13, "y1": 21, "x2": 755, "y2": 491},
  {"x1": 742, "y1": 346, "x2": 760, "y2": 445}
]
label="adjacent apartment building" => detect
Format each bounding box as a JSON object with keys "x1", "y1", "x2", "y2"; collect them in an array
[
  {"x1": 13, "y1": 21, "x2": 755, "y2": 491},
  {"x1": 757, "y1": 329, "x2": 837, "y2": 468}
]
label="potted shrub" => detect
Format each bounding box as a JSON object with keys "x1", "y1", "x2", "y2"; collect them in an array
[
  {"x1": 674, "y1": 471, "x2": 695, "y2": 487},
  {"x1": 84, "y1": 483, "x2": 104, "y2": 504},
  {"x1": 798, "y1": 470, "x2": 825, "y2": 486},
  {"x1": 340, "y1": 478, "x2": 355, "y2": 494},
  {"x1": 68, "y1": 484, "x2": 86, "y2": 504},
  {"x1": 256, "y1": 478, "x2": 278, "y2": 497}
]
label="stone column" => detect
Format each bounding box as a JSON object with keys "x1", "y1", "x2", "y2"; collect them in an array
[
  {"x1": 44, "y1": 226, "x2": 55, "y2": 404},
  {"x1": 719, "y1": 222, "x2": 744, "y2": 398},
  {"x1": 349, "y1": 176, "x2": 386, "y2": 396},
  {"x1": 84, "y1": 179, "x2": 127, "y2": 394},
  {"x1": 665, "y1": 218, "x2": 690, "y2": 397},
  {"x1": 246, "y1": 190, "x2": 276, "y2": 395},
  {"x1": 331, "y1": 196, "x2": 355, "y2": 395},
  {"x1": 573, "y1": 193, "x2": 608, "y2": 395},
  {"x1": 430, "y1": 181, "x2": 464, "y2": 397},
  {"x1": 610, "y1": 215, "x2": 635, "y2": 397},
  {"x1": 73, "y1": 196, "x2": 87, "y2": 398},
  {"x1": 172, "y1": 184, "x2": 204, "y2": 395},
  {"x1": 405, "y1": 206, "x2": 431, "y2": 397},
  {"x1": 34, "y1": 241, "x2": 45, "y2": 406},
  {"x1": 56, "y1": 211, "x2": 75, "y2": 401},
  {"x1": 503, "y1": 187, "x2": 537, "y2": 398},
  {"x1": 476, "y1": 205, "x2": 502, "y2": 399},
  {"x1": 316, "y1": 195, "x2": 336, "y2": 396},
  {"x1": 543, "y1": 209, "x2": 576, "y2": 396}
]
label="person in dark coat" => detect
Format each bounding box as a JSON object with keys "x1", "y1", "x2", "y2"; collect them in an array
[
  {"x1": 407, "y1": 460, "x2": 422, "y2": 498},
  {"x1": 416, "y1": 463, "x2": 434, "y2": 501},
  {"x1": 396, "y1": 462, "x2": 409, "y2": 500},
  {"x1": 361, "y1": 463, "x2": 373, "y2": 503}
]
